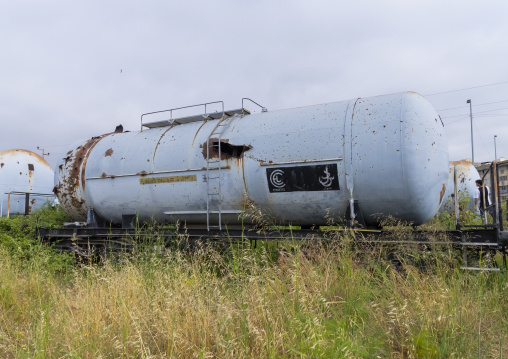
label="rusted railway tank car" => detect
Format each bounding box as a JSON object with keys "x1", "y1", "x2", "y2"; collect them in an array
[
  {"x1": 54, "y1": 92, "x2": 449, "y2": 228},
  {"x1": 1, "y1": 149, "x2": 54, "y2": 216}
]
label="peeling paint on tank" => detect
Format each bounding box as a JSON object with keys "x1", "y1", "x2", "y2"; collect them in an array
[
  {"x1": 105, "y1": 148, "x2": 114, "y2": 157},
  {"x1": 54, "y1": 134, "x2": 112, "y2": 219}
]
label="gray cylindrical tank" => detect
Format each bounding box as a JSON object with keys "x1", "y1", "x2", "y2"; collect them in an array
[
  {"x1": 55, "y1": 92, "x2": 449, "y2": 227},
  {"x1": 0, "y1": 149, "x2": 54, "y2": 216},
  {"x1": 438, "y1": 161, "x2": 480, "y2": 213}
]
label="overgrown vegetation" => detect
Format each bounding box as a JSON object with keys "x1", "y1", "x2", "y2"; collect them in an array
[
  {"x1": 0, "y1": 206, "x2": 507, "y2": 358},
  {"x1": 424, "y1": 194, "x2": 508, "y2": 230}
]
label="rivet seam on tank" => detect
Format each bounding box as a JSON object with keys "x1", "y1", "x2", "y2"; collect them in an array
[
  {"x1": 153, "y1": 125, "x2": 176, "y2": 169},
  {"x1": 192, "y1": 120, "x2": 208, "y2": 146},
  {"x1": 344, "y1": 98, "x2": 359, "y2": 192}
]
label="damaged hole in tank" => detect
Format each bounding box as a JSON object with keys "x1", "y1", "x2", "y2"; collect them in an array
[
  {"x1": 28, "y1": 164, "x2": 34, "y2": 171},
  {"x1": 213, "y1": 142, "x2": 250, "y2": 157},
  {"x1": 205, "y1": 140, "x2": 252, "y2": 159}
]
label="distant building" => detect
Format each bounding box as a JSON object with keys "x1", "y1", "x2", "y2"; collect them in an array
[{"x1": 475, "y1": 158, "x2": 508, "y2": 201}]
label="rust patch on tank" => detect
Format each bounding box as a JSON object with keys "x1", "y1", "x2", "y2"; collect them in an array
[
  {"x1": 28, "y1": 169, "x2": 34, "y2": 187},
  {"x1": 450, "y1": 160, "x2": 473, "y2": 166},
  {"x1": 439, "y1": 183, "x2": 446, "y2": 204},
  {"x1": 0, "y1": 149, "x2": 51, "y2": 169},
  {"x1": 54, "y1": 133, "x2": 112, "y2": 218},
  {"x1": 0, "y1": 163, "x2": 3, "y2": 168},
  {"x1": 137, "y1": 170, "x2": 148, "y2": 177},
  {"x1": 101, "y1": 172, "x2": 108, "y2": 178},
  {"x1": 105, "y1": 148, "x2": 114, "y2": 157},
  {"x1": 241, "y1": 156, "x2": 247, "y2": 191}
]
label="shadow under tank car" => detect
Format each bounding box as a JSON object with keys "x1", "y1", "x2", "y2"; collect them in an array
[{"x1": 53, "y1": 91, "x2": 449, "y2": 230}]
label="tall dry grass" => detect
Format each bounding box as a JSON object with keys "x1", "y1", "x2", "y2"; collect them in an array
[{"x1": 0, "y1": 234, "x2": 507, "y2": 358}]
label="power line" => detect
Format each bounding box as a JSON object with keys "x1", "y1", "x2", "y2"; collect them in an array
[
  {"x1": 473, "y1": 120, "x2": 491, "y2": 161},
  {"x1": 426, "y1": 80, "x2": 508, "y2": 97},
  {"x1": 444, "y1": 114, "x2": 508, "y2": 126},
  {"x1": 446, "y1": 116, "x2": 469, "y2": 125},
  {"x1": 437, "y1": 105, "x2": 468, "y2": 112},
  {"x1": 474, "y1": 114, "x2": 508, "y2": 117},
  {"x1": 437, "y1": 99, "x2": 508, "y2": 112},
  {"x1": 441, "y1": 106, "x2": 508, "y2": 119}
]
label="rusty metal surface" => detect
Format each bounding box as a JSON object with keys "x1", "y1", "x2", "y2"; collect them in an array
[
  {"x1": 54, "y1": 135, "x2": 112, "y2": 220},
  {"x1": 0, "y1": 149, "x2": 54, "y2": 216},
  {"x1": 55, "y1": 92, "x2": 448, "y2": 227},
  {"x1": 439, "y1": 161, "x2": 480, "y2": 213}
]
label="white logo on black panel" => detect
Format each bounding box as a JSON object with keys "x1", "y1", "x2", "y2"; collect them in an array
[
  {"x1": 319, "y1": 166, "x2": 334, "y2": 188},
  {"x1": 270, "y1": 169, "x2": 285, "y2": 188}
]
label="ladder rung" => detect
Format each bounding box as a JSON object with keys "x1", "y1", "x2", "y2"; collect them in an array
[{"x1": 207, "y1": 117, "x2": 230, "y2": 232}]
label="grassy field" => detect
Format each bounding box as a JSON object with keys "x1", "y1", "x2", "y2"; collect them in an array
[{"x1": 0, "y1": 206, "x2": 508, "y2": 358}]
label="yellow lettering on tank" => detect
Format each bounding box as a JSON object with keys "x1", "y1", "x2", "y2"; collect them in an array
[{"x1": 140, "y1": 174, "x2": 197, "y2": 185}]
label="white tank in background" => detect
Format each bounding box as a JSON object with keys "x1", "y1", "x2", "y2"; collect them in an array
[
  {"x1": 438, "y1": 161, "x2": 480, "y2": 213},
  {"x1": 0, "y1": 149, "x2": 55, "y2": 216}
]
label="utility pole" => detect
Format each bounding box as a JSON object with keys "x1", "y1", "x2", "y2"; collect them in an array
[
  {"x1": 467, "y1": 99, "x2": 474, "y2": 165},
  {"x1": 37, "y1": 146, "x2": 49, "y2": 159},
  {"x1": 494, "y1": 135, "x2": 498, "y2": 161}
]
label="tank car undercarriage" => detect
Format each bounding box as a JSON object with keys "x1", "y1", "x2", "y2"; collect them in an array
[
  {"x1": 38, "y1": 162, "x2": 508, "y2": 271},
  {"x1": 37, "y1": 222, "x2": 508, "y2": 271}
]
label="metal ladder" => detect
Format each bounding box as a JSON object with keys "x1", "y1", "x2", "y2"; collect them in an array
[{"x1": 206, "y1": 115, "x2": 235, "y2": 232}]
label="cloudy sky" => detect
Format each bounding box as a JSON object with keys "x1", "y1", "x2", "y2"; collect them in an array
[{"x1": 1, "y1": 0, "x2": 507, "y2": 168}]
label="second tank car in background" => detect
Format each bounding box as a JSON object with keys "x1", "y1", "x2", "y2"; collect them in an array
[{"x1": 0, "y1": 149, "x2": 55, "y2": 216}]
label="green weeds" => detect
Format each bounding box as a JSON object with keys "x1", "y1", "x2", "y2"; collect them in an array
[{"x1": 0, "y1": 208, "x2": 507, "y2": 357}]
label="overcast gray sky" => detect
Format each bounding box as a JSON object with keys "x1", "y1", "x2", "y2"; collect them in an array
[{"x1": 1, "y1": 0, "x2": 507, "y2": 168}]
